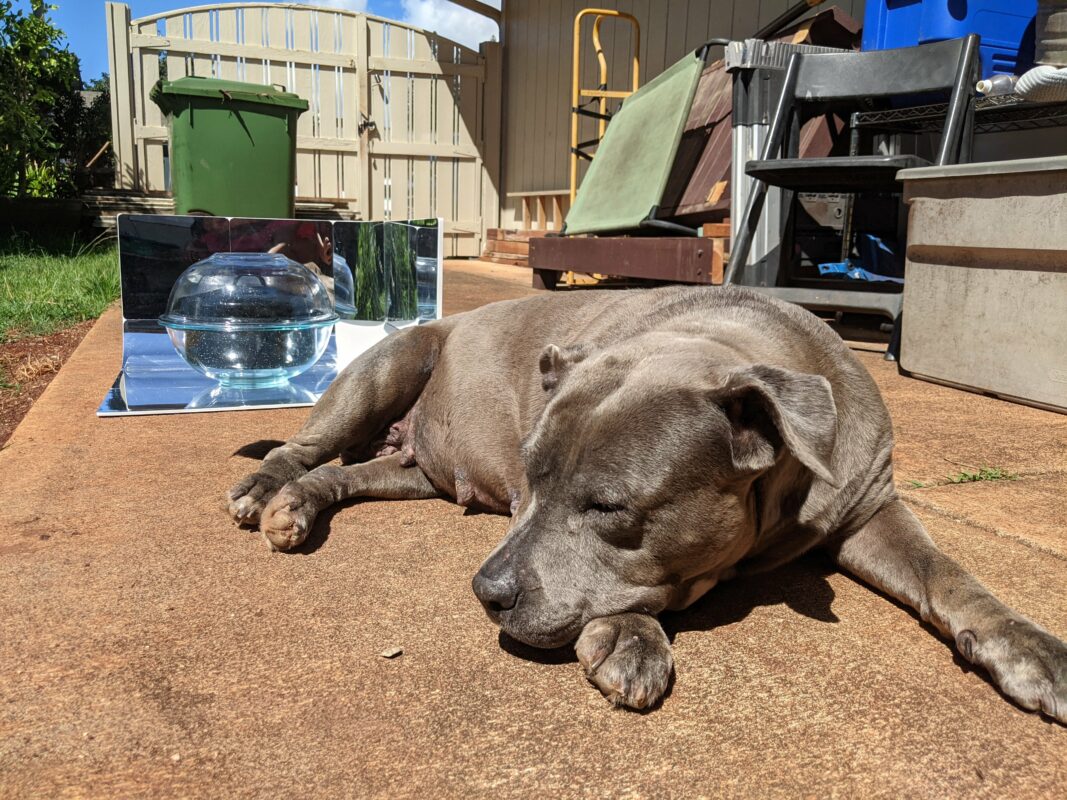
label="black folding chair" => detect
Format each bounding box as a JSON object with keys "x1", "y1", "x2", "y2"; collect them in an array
[{"x1": 723, "y1": 35, "x2": 980, "y2": 358}]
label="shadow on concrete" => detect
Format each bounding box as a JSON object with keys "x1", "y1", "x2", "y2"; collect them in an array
[{"x1": 232, "y1": 439, "x2": 286, "y2": 459}]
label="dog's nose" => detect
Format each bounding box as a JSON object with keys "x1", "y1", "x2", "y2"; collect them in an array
[{"x1": 472, "y1": 569, "x2": 520, "y2": 614}]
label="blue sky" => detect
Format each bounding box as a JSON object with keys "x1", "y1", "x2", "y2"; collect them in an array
[{"x1": 16, "y1": 1, "x2": 500, "y2": 82}]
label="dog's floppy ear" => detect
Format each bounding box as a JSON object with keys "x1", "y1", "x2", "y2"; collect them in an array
[
  {"x1": 539, "y1": 343, "x2": 589, "y2": 392},
  {"x1": 710, "y1": 365, "x2": 840, "y2": 486}
]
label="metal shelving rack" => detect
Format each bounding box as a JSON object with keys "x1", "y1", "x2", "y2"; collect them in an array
[{"x1": 854, "y1": 95, "x2": 1067, "y2": 135}]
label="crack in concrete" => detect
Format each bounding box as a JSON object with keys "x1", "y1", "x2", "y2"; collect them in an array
[{"x1": 900, "y1": 491, "x2": 1067, "y2": 563}]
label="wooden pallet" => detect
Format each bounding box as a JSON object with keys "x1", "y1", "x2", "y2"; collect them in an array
[
  {"x1": 530, "y1": 235, "x2": 728, "y2": 290},
  {"x1": 480, "y1": 228, "x2": 551, "y2": 267}
]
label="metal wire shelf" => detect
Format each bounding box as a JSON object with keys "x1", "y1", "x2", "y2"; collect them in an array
[{"x1": 853, "y1": 95, "x2": 1067, "y2": 135}]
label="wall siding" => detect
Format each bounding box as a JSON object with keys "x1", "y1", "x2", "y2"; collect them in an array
[{"x1": 501, "y1": 0, "x2": 867, "y2": 226}]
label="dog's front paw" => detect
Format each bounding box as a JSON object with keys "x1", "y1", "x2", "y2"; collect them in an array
[
  {"x1": 259, "y1": 480, "x2": 323, "y2": 551},
  {"x1": 961, "y1": 618, "x2": 1067, "y2": 724},
  {"x1": 575, "y1": 613, "x2": 673, "y2": 710},
  {"x1": 226, "y1": 472, "x2": 288, "y2": 526}
]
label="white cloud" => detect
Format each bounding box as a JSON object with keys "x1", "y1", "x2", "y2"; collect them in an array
[
  {"x1": 290, "y1": 1, "x2": 500, "y2": 51},
  {"x1": 400, "y1": 1, "x2": 500, "y2": 50}
]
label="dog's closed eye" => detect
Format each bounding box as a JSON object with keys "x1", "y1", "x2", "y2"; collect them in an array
[{"x1": 584, "y1": 501, "x2": 626, "y2": 515}]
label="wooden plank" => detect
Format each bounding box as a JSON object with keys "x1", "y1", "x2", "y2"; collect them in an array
[
  {"x1": 446, "y1": 0, "x2": 502, "y2": 24},
  {"x1": 481, "y1": 41, "x2": 503, "y2": 237},
  {"x1": 506, "y1": 189, "x2": 570, "y2": 198},
  {"x1": 710, "y1": 236, "x2": 725, "y2": 285},
  {"x1": 264, "y1": 4, "x2": 289, "y2": 88},
  {"x1": 292, "y1": 39, "x2": 317, "y2": 198},
  {"x1": 134, "y1": 20, "x2": 163, "y2": 192},
  {"x1": 369, "y1": 56, "x2": 484, "y2": 78},
  {"x1": 106, "y1": 3, "x2": 138, "y2": 191},
  {"x1": 700, "y1": 222, "x2": 732, "y2": 238},
  {"x1": 189, "y1": 10, "x2": 213, "y2": 77},
  {"x1": 372, "y1": 141, "x2": 478, "y2": 159},
  {"x1": 484, "y1": 239, "x2": 533, "y2": 255},
  {"x1": 316, "y1": 14, "x2": 342, "y2": 200},
  {"x1": 455, "y1": 159, "x2": 482, "y2": 253},
  {"x1": 487, "y1": 228, "x2": 552, "y2": 241},
  {"x1": 355, "y1": 13, "x2": 372, "y2": 220},
  {"x1": 530, "y1": 236, "x2": 719, "y2": 284}
]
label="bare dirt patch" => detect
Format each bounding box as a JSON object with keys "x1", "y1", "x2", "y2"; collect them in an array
[{"x1": 0, "y1": 320, "x2": 94, "y2": 447}]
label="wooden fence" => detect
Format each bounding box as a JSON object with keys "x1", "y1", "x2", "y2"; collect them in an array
[{"x1": 105, "y1": 2, "x2": 501, "y2": 255}]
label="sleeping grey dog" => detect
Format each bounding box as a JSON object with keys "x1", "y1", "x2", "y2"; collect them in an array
[{"x1": 227, "y1": 286, "x2": 1066, "y2": 720}]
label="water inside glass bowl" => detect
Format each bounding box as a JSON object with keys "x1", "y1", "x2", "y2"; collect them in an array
[
  {"x1": 159, "y1": 253, "x2": 337, "y2": 387},
  {"x1": 164, "y1": 325, "x2": 333, "y2": 387}
]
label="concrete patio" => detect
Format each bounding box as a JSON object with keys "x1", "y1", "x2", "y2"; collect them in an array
[{"x1": 1, "y1": 260, "x2": 1064, "y2": 797}]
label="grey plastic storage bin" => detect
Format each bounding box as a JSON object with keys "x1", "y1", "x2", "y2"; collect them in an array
[{"x1": 899, "y1": 157, "x2": 1067, "y2": 414}]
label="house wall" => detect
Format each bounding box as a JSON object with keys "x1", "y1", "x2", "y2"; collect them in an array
[{"x1": 500, "y1": 0, "x2": 867, "y2": 228}]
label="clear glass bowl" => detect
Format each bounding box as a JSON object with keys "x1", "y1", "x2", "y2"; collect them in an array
[{"x1": 159, "y1": 252, "x2": 337, "y2": 388}]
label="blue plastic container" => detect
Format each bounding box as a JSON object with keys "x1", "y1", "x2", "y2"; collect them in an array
[{"x1": 862, "y1": 1, "x2": 1037, "y2": 78}]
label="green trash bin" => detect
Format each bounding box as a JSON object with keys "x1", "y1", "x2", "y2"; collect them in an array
[{"x1": 150, "y1": 76, "x2": 309, "y2": 218}]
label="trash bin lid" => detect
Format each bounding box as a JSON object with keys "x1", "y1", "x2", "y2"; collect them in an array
[{"x1": 151, "y1": 76, "x2": 309, "y2": 112}]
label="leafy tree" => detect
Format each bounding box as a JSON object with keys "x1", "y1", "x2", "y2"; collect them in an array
[
  {"x1": 0, "y1": 1, "x2": 80, "y2": 197},
  {"x1": 65, "y1": 72, "x2": 114, "y2": 191}
]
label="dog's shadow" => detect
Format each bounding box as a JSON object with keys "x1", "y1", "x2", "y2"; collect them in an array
[
  {"x1": 232, "y1": 439, "x2": 286, "y2": 460},
  {"x1": 662, "y1": 552, "x2": 840, "y2": 640},
  {"x1": 499, "y1": 553, "x2": 841, "y2": 670}
]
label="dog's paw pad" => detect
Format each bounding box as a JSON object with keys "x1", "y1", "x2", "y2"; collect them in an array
[
  {"x1": 576, "y1": 616, "x2": 673, "y2": 710},
  {"x1": 259, "y1": 485, "x2": 316, "y2": 550}
]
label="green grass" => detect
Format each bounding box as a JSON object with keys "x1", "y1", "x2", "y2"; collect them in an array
[
  {"x1": 944, "y1": 466, "x2": 1018, "y2": 484},
  {"x1": 0, "y1": 236, "x2": 119, "y2": 343},
  {"x1": 906, "y1": 466, "x2": 1018, "y2": 489}
]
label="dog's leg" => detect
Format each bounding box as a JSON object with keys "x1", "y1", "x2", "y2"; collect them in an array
[
  {"x1": 575, "y1": 613, "x2": 674, "y2": 710},
  {"x1": 227, "y1": 325, "x2": 446, "y2": 525},
  {"x1": 256, "y1": 451, "x2": 440, "y2": 550},
  {"x1": 828, "y1": 498, "x2": 1067, "y2": 723}
]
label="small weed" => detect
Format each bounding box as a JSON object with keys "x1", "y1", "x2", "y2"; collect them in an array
[
  {"x1": 0, "y1": 364, "x2": 14, "y2": 391},
  {"x1": 903, "y1": 465, "x2": 1018, "y2": 489},
  {"x1": 944, "y1": 466, "x2": 1018, "y2": 484}
]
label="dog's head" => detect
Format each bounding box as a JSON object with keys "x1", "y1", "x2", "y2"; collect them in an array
[{"x1": 472, "y1": 334, "x2": 839, "y2": 648}]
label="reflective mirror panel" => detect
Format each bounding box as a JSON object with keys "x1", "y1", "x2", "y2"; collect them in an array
[{"x1": 100, "y1": 215, "x2": 443, "y2": 417}]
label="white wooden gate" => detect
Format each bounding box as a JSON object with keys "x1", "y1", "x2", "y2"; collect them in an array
[{"x1": 105, "y1": 2, "x2": 501, "y2": 255}]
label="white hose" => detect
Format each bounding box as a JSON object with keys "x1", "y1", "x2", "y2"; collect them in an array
[{"x1": 1016, "y1": 64, "x2": 1067, "y2": 102}]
